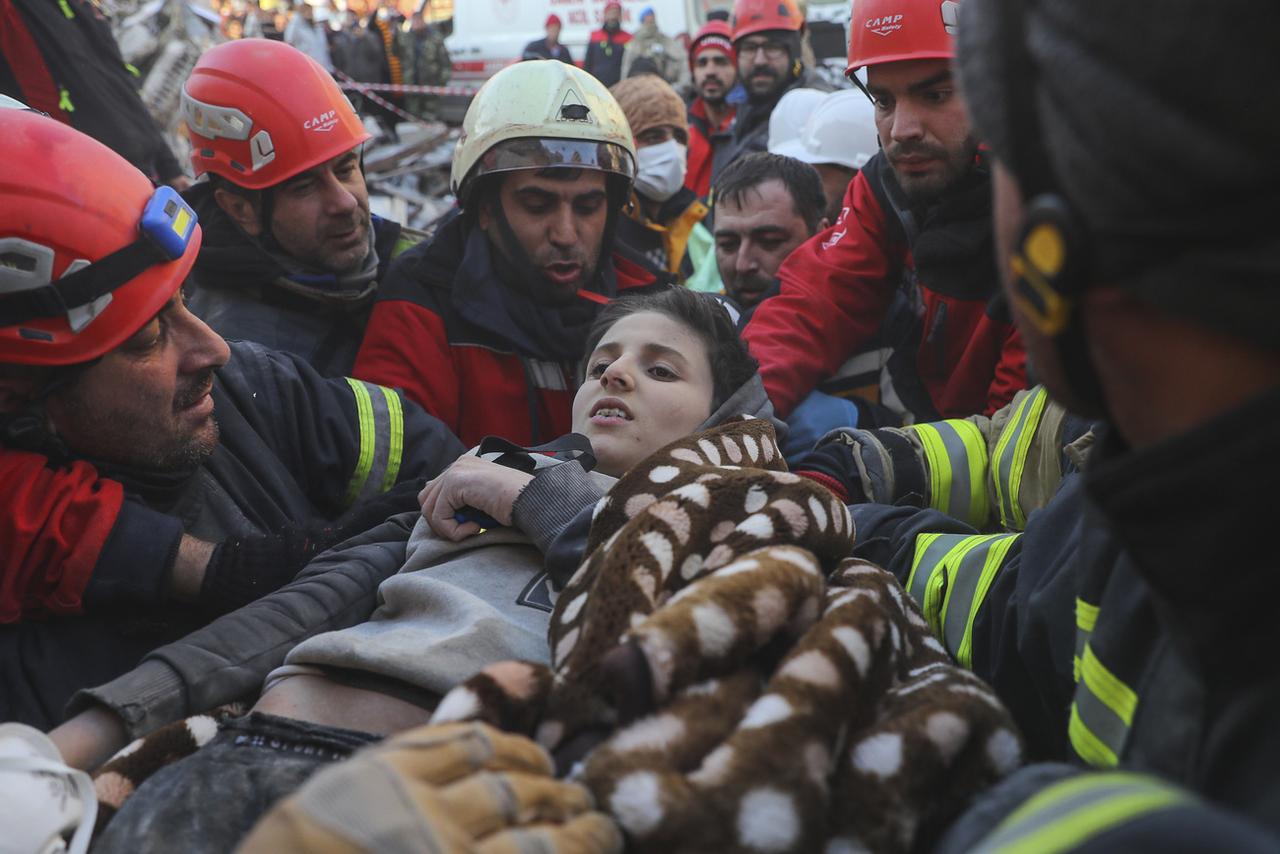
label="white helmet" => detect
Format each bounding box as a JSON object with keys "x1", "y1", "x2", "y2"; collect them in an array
[
  {"x1": 766, "y1": 88, "x2": 826, "y2": 158},
  {"x1": 772, "y1": 89, "x2": 880, "y2": 170},
  {"x1": 451, "y1": 60, "x2": 637, "y2": 205}
]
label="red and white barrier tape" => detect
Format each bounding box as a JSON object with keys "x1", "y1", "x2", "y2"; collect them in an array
[{"x1": 336, "y1": 79, "x2": 479, "y2": 97}]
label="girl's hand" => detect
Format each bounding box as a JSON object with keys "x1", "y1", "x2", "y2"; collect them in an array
[{"x1": 417, "y1": 456, "x2": 534, "y2": 541}]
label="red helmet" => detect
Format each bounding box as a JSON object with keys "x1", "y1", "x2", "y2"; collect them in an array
[
  {"x1": 847, "y1": 0, "x2": 959, "y2": 75},
  {"x1": 689, "y1": 19, "x2": 736, "y2": 68},
  {"x1": 731, "y1": 0, "x2": 804, "y2": 41},
  {"x1": 182, "y1": 40, "x2": 371, "y2": 191},
  {"x1": 0, "y1": 113, "x2": 201, "y2": 366}
]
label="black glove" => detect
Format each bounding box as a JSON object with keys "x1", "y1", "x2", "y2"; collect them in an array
[{"x1": 199, "y1": 478, "x2": 426, "y2": 614}]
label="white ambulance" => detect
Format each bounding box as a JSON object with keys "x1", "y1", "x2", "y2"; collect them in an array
[{"x1": 445, "y1": 0, "x2": 725, "y2": 90}]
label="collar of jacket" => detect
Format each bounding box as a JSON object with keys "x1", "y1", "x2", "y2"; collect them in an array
[
  {"x1": 185, "y1": 181, "x2": 400, "y2": 306},
  {"x1": 1084, "y1": 385, "x2": 1280, "y2": 667},
  {"x1": 689, "y1": 97, "x2": 736, "y2": 135},
  {"x1": 417, "y1": 212, "x2": 628, "y2": 362},
  {"x1": 867, "y1": 150, "x2": 997, "y2": 300}
]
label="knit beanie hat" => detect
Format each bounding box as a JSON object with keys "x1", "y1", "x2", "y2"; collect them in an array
[
  {"x1": 957, "y1": 0, "x2": 1280, "y2": 349},
  {"x1": 610, "y1": 74, "x2": 688, "y2": 139},
  {"x1": 690, "y1": 34, "x2": 735, "y2": 68}
]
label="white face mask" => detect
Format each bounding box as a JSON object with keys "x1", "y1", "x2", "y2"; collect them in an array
[{"x1": 634, "y1": 139, "x2": 688, "y2": 202}]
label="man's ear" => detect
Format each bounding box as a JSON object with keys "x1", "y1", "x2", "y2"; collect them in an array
[
  {"x1": 817, "y1": 216, "x2": 830, "y2": 232},
  {"x1": 213, "y1": 187, "x2": 264, "y2": 237}
]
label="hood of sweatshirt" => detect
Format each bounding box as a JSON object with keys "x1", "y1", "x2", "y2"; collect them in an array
[{"x1": 698, "y1": 373, "x2": 788, "y2": 443}]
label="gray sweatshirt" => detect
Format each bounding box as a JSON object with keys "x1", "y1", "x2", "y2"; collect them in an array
[{"x1": 71, "y1": 376, "x2": 782, "y2": 737}]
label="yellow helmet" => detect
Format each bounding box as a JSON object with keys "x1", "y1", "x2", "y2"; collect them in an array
[{"x1": 451, "y1": 60, "x2": 637, "y2": 205}]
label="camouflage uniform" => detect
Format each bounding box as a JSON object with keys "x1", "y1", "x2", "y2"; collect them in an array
[{"x1": 398, "y1": 24, "x2": 452, "y2": 120}]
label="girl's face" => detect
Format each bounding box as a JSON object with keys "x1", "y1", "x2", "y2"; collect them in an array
[{"x1": 572, "y1": 311, "x2": 715, "y2": 477}]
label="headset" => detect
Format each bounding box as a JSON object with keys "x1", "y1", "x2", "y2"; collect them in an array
[{"x1": 994, "y1": 0, "x2": 1107, "y2": 413}]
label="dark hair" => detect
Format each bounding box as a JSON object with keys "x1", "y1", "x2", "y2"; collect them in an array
[
  {"x1": 713, "y1": 151, "x2": 826, "y2": 234},
  {"x1": 582, "y1": 287, "x2": 759, "y2": 410}
]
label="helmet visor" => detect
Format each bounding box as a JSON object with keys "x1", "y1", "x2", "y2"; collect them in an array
[{"x1": 464, "y1": 138, "x2": 636, "y2": 199}]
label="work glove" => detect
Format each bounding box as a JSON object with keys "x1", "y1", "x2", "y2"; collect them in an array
[
  {"x1": 781, "y1": 390, "x2": 859, "y2": 465},
  {"x1": 237, "y1": 722, "x2": 621, "y2": 854},
  {"x1": 199, "y1": 478, "x2": 425, "y2": 614}
]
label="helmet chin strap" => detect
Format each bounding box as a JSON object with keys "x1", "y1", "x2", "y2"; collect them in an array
[{"x1": 482, "y1": 174, "x2": 625, "y2": 302}]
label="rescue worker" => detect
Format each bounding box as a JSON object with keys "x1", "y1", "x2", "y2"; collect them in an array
[
  {"x1": 180, "y1": 40, "x2": 423, "y2": 377},
  {"x1": 620, "y1": 6, "x2": 689, "y2": 89},
  {"x1": 0, "y1": 111, "x2": 462, "y2": 728},
  {"x1": 743, "y1": 0, "x2": 1026, "y2": 458},
  {"x1": 0, "y1": 0, "x2": 187, "y2": 188},
  {"x1": 770, "y1": 88, "x2": 880, "y2": 225},
  {"x1": 709, "y1": 0, "x2": 834, "y2": 186},
  {"x1": 399, "y1": 7, "x2": 452, "y2": 119},
  {"x1": 819, "y1": 0, "x2": 1280, "y2": 847},
  {"x1": 352, "y1": 61, "x2": 668, "y2": 448},
  {"x1": 611, "y1": 74, "x2": 710, "y2": 281},
  {"x1": 711, "y1": 151, "x2": 829, "y2": 321},
  {"x1": 583, "y1": 0, "x2": 632, "y2": 87},
  {"x1": 684, "y1": 20, "x2": 738, "y2": 199},
  {"x1": 522, "y1": 13, "x2": 573, "y2": 63}
]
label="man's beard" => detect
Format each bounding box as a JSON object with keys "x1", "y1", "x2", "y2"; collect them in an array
[
  {"x1": 697, "y1": 74, "x2": 728, "y2": 106},
  {"x1": 726, "y1": 271, "x2": 775, "y2": 308},
  {"x1": 55, "y1": 368, "x2": 221, "y2": 473},
  {"x1": 885, "y1": 135, "x2": 980, "y2": 206},
  {"x1": 489, "y1": 209, "x2": 601, "y2": 305},
  {"x1": 149, "y1": 369, "x2": 221, "y2": 471},
  {"x1": 745, "y1": 64, "x2": 785, "y2": 102}
]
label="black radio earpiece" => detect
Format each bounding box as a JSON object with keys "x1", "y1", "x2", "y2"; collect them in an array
[
  {"x1": 995, "y1": 0, "x2": 1088, "y2": 336},
  {"x1": 1011, "y1": 193, "x2": 1087, "y2": 336},
  {"x1": 995, "y1": 0, "x2": 1108, "y2": 414}
]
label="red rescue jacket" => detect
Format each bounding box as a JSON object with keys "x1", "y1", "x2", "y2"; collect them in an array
[
  {"x1": 743, "y1": 152, "x2": 1026, "y2": 422},
  {"x1": 354, "y1": 212, "x2": 667, "y2": 447},
  {"x1": 685, "y1": 97, "x2": 734, "y2": 199}
]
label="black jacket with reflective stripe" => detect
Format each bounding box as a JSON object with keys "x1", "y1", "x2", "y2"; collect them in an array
[
  {"x1": 852, "y1": 387, "x2": 1280, "y2": 836},
  {"x1": 0, "y1": 341, "x2": 462, "y2": 727}
]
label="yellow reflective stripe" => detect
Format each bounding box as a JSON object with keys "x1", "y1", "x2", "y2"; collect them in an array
[
  {"x1": 908, "y1": 419, "x2": 990, "y2": 528},
  {"x1": 1073, "y1": 597, "x2": 1099, "y2": 682},
  {"x1": 343, "y1": 377, "x2": 376, "y2": 507},
  {"x1": 58, "y1": 0, "x2": 74, "y2": 17},
  {"x1": 58, "y1": 88, "x2": 75, "y2": 113},
  {"x1": 912, "y1": 423, "x2": 952, "y2": 515},
  {"x1": 908, "y1": 533, "x2": 953, "y2": 636},
  {"x1": 936, "y1": 535, "x2": 991, "y2": 644},
  {"x1": 378, "y1": 385, "x2": 404, "y2": 493},
  {"x1": 957, "y1": 420, "x2": 991, "y2": 528},
  {"x1": 1081, "y1": 645, "x2": 1138, "y2": 725},
  {"x1": 953, "y1": 533, "x2": 1020, "y2": 669},
  {"x1": 911, "y1": 533, "x2": 1018, "y2": 660},
  {"x1": 1069, "y1": 703, "x2": 1119, "y2": 768},
  {"x1": 992, "y1": 387, "x2": 1049, "y2": 530},
  {"x1": 1076, "y1": 598, "x2": 1099, "y2": 634},
  {"x1": 977, "y1": 772, "x2": 1187, "y2": 854}
]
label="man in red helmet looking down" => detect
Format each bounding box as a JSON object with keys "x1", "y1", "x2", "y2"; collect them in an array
[
  {"x1": 0, "y1": 109, "x2": 462, "y2": 731},
  {"x1": 742, "y1": 0, "x2": 1028, "y2": 463},
  {"x1": 179, "y1": 40, "x2": 424, "y2": 377}
]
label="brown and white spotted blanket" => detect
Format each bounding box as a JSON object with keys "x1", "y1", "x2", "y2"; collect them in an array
[{"x1": 433, "y1": 417, "x2": 1023, "y2": 853}]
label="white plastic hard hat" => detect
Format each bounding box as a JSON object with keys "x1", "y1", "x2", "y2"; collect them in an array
[
  {"x1": 0, "y1": 723, "x2": 97, "y2": 854},
  {"x1": 451, "y1": 60, "x2": 637, "y2": 205},
  {"x1": 766, "y1": 88, "x2": 826, "y2": 159},
  {"x1": 773, "y1": 88, "x2": 880, "y2": 170}
]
